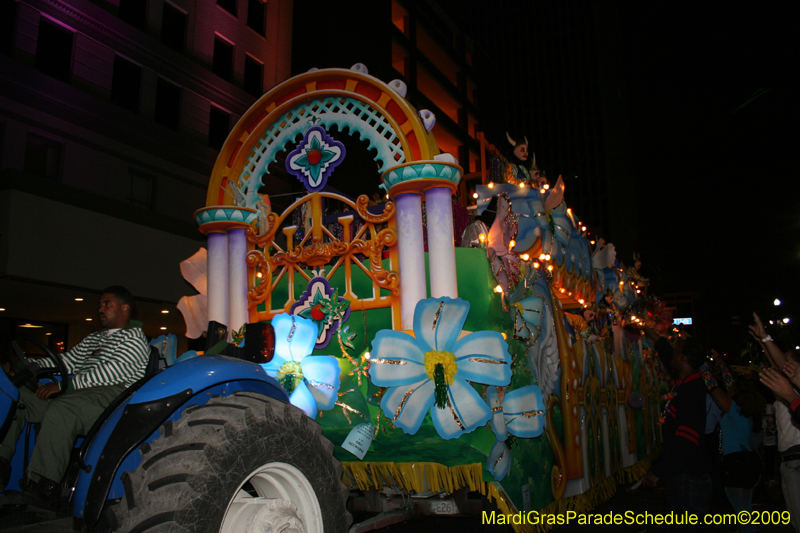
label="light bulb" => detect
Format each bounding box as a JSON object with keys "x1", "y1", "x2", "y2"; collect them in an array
[
  {"x1": 540, "y1": 188, "x2": 546, "y2": 193},
  {"x1": 520, "y1": 182, "x2": 526, "y2": 188},
  {"x1": 508, "y1": 240, "x2": 516, "y2": 248},
  {"x1": 521, "y1": 254, "x2": 530, "y2": 261},
  {"x1": 479, "y1": 233, "x2": 486, "y2": 243},
  {"x1": 488, "y1": 182, "x2": 494, "y2": 188},
  {"x1": 547, "y1": 265, "x2": 554, "y2": 272},
  {"x1": 544, "y1": 184, "x2": 550, "y2": 190},
  {"x1": 472, "y1": 192, "x2": 478, "y2": 199},
  {"x1": 544, "y1": 254, "x2": 551, "y2": 261},
  {"x1": 533, "y1": 262, "x2": 540, "y2": 269},
  {"x1": 494, "y1": 285, "x2": 504, "y2": 294}
]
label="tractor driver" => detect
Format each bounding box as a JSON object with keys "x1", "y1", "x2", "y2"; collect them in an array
[{"x1": 0, "y1": 286, "x2": 149, "y2": 508}]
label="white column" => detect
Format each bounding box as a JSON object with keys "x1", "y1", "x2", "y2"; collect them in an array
[
  {"x1": 228, "y1": 227, "x2": 249, "y2": 337},
  {"x1": 395, "y1": 192, "x2": 427, "y2": 330},
  {"x1": 207, "y1": 231, "x2": 229, "y2": 327},
  {"x1": 424, "y1": 186, "x2": 458, "y2": 298}
]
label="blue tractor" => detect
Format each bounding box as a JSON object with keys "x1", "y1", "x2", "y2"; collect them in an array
[{"x1": 0, "y1": 335, "x2": 351, "y2": 532}]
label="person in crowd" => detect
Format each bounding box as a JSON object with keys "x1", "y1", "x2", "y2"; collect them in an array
[
  {"x1": 707, "y1": 366, "x2": 765, "y2": 533},
  {"x1": 642, "y1": 334, "x2": 711, "y2": 531},
  {"x1": 0, "y1": 286, "x2": 149, "y2": 509},
  {"x1": 750, "y1": 312, "x2": 800, "y2": 533}
]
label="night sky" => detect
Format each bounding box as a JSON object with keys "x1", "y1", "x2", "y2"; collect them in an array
[
  {"x1": 455, "y1": 2, "x2": 800, "y2": 354},
  {"x1": 619, "y1": 4, "x2": 800, "y2": 351}
]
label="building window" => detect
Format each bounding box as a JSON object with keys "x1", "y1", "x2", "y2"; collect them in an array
[
  {"x1": 243, "y1": 54, "x2": 263, "y2": 97},
  {"x1": 118, "y1": 0, "x2": 147, "y2": 30},
  {"x1": 1, "y1": 0, "x2": 18, "y2": 56},
  {"x1": 208, "y1": 106, "x2": 230, "y2": 150},
  {"x1": 129, "y1": 169, "x2": 155, "y2": 209},
  {"x1": 216, "y1": 0, "x2": 236, "y2": 17},
  {"x1": 161, "y1": 2, "x2": 187, "y2": 53},
  {"x1": 112, "y1": 56, "x2": 141, "y2": 113},
  {"x1": 35, "y1": 17, "x2": 73, "y2": 82},
  {"x1": 24, "y1": 133, "x2": 62, "y2": 180},
  {"x1": 391, "y1": 0, "x2": 408, "y2": 36},
  {"x1": 246, "y1": 0, "x2": 265, "y2": 35},
  {"x1": 391, "y1": 39, "x2": 408, "y2": 77},
  {"x1": 212, "y1": 36, "x2": 234, "y2": 82},
  {"x1": 155, "y1": 77, "x2": 181, "y2": 130}
]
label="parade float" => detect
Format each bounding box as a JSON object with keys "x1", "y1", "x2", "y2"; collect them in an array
[{"x1": 177, "y1": 64, "x2": 670, "y2": 531}]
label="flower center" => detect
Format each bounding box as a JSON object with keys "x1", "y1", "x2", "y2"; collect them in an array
[
  {"x1": 425, "y1": 351, "x2": 456, "y2": 409},
  {"x1": 424, "y1": 350, "x2": 457, "y2": 384},
  {"x1": 277, "y1": 361, "x2": 304, "y2": 394},
  {"x1": 307, "y1": 149, "x2": 322, "y2": 165}
]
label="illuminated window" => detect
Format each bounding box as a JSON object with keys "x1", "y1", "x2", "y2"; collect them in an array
[
  {"x1": 416, "y1": 25, "x2": 458, "y2": 86},
  {"x1": 391, "y1": 0, "x2": 408, "y2": 36},
  {"x1": 416, "y1": 65, "x2": 459, "y2": 123},
  {"x1": 391, "y1": 40, "x2": 408, "y2": 77}
]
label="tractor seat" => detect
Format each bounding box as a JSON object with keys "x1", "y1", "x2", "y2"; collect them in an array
[{"x1": 72, "y1": 346, "x2": 162, "y2": 473}]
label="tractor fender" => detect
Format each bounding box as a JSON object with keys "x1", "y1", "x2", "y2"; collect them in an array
[{"x1": 73, "y1": 355, "x2": 287, "y2": 530}]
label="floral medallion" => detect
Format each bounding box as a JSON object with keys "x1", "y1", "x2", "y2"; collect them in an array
[{"x1": 286, "y1": 126, "x2": 346, "y2": 192}]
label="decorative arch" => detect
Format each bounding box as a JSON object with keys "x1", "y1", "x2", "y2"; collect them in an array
[{"x1": 207, "y1": 68, "x2": 440, "y2": 208}]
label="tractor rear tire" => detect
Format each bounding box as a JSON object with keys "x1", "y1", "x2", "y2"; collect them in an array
[{"x1": 109, "y1": 391, "x2": 351, "y2": 533}]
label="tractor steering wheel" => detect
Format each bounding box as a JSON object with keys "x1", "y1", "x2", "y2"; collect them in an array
[{"x1": 6, "y1": 336, "x2": 70, "y2": 397}]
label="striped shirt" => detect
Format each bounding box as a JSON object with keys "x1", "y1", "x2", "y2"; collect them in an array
[{"x1": 36, "y1": 326, "x2": 149, "y2": 390}]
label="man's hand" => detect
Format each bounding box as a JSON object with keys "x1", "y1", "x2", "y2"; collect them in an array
[
  {"x1": 35, "y1": 382, "x2": 62, "y2": 400},
  {"x1": 643, "y1": 472, "x2": 660, "y2": 487},
  {"x1": 749, "y1": 312, "x2": 768, "y2": 341},
  {"x1": 784, "y1": 357, "x2": 800, "y2": 387},
  {"x1": 760, "y1": 367, "x2": 799, "y2": 404}
]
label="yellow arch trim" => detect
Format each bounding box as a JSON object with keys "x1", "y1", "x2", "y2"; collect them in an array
[{"x1": 207, "y1": 68, "x2": 439, "y2": 207}]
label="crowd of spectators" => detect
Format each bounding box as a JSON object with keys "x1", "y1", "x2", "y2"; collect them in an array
[{"x1": 640, "y1": 312, "x2": 799, "y2": 532}]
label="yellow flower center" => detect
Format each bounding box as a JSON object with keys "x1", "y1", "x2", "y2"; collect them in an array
[
  {"x1": 277, "y1": 361, "x2": 304, "y2": 392},
  {"x1": 424, "y1": 350, "x2": 457, "y2": 386}
]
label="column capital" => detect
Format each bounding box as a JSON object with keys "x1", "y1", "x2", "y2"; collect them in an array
[
  {"x1": 195, "y1": 206, "x2": 258, "y2": 235},
  {"x1": 382, "y1": 160, "x2": 463, "y2": 200}
]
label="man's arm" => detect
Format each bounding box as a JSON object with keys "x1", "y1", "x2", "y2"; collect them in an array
[
  {"x1": 69, "y1": 329, "x2": 149, "y2": 390},
  {"x1": 750, "y1": 312, "x2": 787, "y2": 369}
]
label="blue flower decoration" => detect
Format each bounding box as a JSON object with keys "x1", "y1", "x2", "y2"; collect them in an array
[
  {"x1": 261, "y1": 314, "x2": 341, "y2": 419},
  {"x1": 286, "y1": 126, "x2": 346, "y2": 192},
  {"x1": 486, "y1": 385, "x2": 545, "y2": 480},
  {"x1": 369, "y1": 297, "x2": 512, "y2": 440}
]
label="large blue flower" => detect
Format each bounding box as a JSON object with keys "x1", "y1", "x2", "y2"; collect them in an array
[
  {"x1": 370, "y1": 297, "x2": 512, "y2": 440},
  {"x1": 261, "y1": 314, "x2": 341, "y2": 419},
  {"x1": 486, "y1": 385, "x2": 545, "y2": 480}
]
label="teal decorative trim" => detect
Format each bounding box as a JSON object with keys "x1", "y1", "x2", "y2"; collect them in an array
[
  {"x1": 238, "y1": 97, "x2": 406, "y2": 208},
  {"x1": 195, "y1": 206, "x2": 258, "y2": 227},
  {"x1": 381, "y1": 161, "x2": 463, "y2": 191}
]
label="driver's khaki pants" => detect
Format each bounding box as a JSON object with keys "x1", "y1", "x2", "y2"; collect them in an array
[{"x1": 0, "y1": 384, "x2": 125, "y2": 484}]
